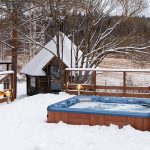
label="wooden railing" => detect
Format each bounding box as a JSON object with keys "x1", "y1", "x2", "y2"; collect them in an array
[
  {"x1": 0, "y1": 71, "x2": 14, "y2": 103},
  {"x1": 65, "y1": 68, "x2": 150, "y2": 98},
  {"x1": 0, "y1": 62, "x2": 12, "y2": 71}
]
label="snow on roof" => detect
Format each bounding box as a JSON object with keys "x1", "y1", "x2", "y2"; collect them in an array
[{"x1": 21, "y1": 32, "x2": 83, "y2": 76}]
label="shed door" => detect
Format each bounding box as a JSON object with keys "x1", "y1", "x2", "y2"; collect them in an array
[{"x1": 51, "y1": 64, "x2": 61, "y2": 91}]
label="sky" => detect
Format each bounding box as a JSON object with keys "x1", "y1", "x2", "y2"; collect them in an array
[
  {"x1": 109, "y1": 0, "x2": 150, "y2": 17},
  {"x1": 143, "y1": 0, "x2": 150, "y2": 17}
]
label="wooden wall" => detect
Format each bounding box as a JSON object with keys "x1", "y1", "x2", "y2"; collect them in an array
[
  {"x1": 47, "y1": 111, "x2": 150, "y2": 131},
  {"x1": 26, "y1": 57, "x2": 66, "y2": 95}
]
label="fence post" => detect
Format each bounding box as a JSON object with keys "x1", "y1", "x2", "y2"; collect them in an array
[
  {"x1": 123, "y1": 71, "x2": 126, "y2": 96},
  {"x1": 65, "y1": 70, "x2": 69, "y2": 94},
  {"x1": 10, "y1": 73, "x2": 15, "y2": 101},
  {"x1": 93, "y1": 71, "x2": 96, "y2": 96}
]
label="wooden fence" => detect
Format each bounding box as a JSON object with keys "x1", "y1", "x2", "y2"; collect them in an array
[{"x1": 65, "y1": 68, "x2": 150, "y2": 98}]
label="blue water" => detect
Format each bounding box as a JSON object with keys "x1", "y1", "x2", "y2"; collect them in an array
[{"x1": 70, "y1": 101, "x2": 150, "y2": 113}]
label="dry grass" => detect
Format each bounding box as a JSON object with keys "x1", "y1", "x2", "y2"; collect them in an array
[{"x1": 97, "y1": 57, "x2": 150, "y2": 87}]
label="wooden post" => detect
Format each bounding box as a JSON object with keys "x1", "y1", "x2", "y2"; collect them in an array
[
  {"x1": 10, "y1": 73, "x2": 14, "y2": 101},
  {"x1": 123, "y1": 72, "x2": 126, "y2": 96},
  {"x1": 65, "y1": 70, "x2": 69, "y2": 93},
  {"x1": 6, "y1": 64, "x2": 9, "y2": 71},
  {"x1": 93, "y1": 71, "x2": 96, "y2": 96},
  {"x1": 48, "y1": 66, "x2": 51, "y2": 92}
]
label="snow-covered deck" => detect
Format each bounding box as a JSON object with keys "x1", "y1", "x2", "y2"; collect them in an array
[{"x1": 0, "y1": 70, "x2": 14, "y2": 75}]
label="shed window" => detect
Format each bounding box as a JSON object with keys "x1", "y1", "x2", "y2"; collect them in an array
[
  {"x1": 30, "y1": 77, "x2": 36, "y2": 87},
  {"x1": 52, "y1": 65, "x2": 59, "y2": 72},
  {"x1": 51, "y1": 65, "x2": 60, "y2": 80}
]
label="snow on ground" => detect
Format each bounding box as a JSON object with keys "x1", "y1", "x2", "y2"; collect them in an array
[
  {"x1": 0, "y1": 82, "x2": 149, "y2": 150},
  {"x1": 17, "y1": 81, "x2": 27, "y2": 98}
]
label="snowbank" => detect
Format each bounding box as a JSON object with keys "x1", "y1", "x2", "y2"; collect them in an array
[{"x1": 0, "y1": 86, "x2": 149, "y2": 150}]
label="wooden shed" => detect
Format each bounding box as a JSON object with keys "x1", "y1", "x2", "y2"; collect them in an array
[{"x1": 21, "y1": 32, "x2": 83, "y2": 95}]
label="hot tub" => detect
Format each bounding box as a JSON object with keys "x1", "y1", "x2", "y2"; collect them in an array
[{"x1": 47, "y1": 96, "x2": 150, "y2": 131}]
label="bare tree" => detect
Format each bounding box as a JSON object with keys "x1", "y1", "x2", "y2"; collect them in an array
[
  {"x1": 69, "y1": 0, "x2": 149, "y2": 69},
  {"x1": 0, "y1": 0, "x2": 149, "y2": 89},
  {"x1": 0, "y1": 0, "x2": 42, "y2": 97},
  {"x1": 63, "y1": 0, "x2": 149, "y2": 82}
]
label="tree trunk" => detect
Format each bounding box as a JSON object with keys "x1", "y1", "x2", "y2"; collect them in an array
[{"x1": 11, "y1": 9, "x2": 18, "y2": 99}]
